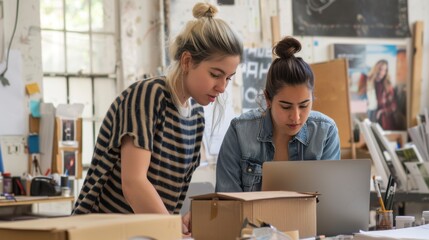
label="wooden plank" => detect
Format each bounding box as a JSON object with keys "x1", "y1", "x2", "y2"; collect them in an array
[
  {"x1": 311, "y1": 59, "x2": 355, "y2": 158},
  {"x1": 410, "y1": 21, "x2": 424, "y2": 127},
  {"x1": 259, "y1": 0, "x2": 270, "y2": 44},
  {"x1": 270, "y1": 16, "x2": 280, "y2": 47}
]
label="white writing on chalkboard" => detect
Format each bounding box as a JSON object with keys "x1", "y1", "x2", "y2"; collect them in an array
[
  {"x1": 242, "y1": 61, "x2": 270, "y2": 79},
  {"x1": 242, "y1": 48, "x2": 272, "y2": 109}
]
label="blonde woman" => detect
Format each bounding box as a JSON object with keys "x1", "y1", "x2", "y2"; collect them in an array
[
  {"x1": 73, "y1": 2, "x2": 242, "y2": 237},
  {"x1": 358, "y1": 60, "x2": 397, "y2": 130}
]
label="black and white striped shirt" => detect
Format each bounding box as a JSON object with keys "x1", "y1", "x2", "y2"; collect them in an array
[{"x1": 73, "y1": 77, "x2": 204, "y2": 214}]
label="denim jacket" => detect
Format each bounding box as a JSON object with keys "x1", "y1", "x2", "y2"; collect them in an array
[{"x1": 215, "y1": 109, "x2": 341, "y2": 192}]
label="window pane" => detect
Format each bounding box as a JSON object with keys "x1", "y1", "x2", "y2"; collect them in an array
[
  {"x1": 65, "y1": 0, "x2": 89, "y2": 31},
  {"x1": 69, "y1": 78, "x2": 93, "y2": 166},
  {"x1": 69, "y1": 78, "x2": 92, "y2": 118},
  {"x1": 94, "y1": 78, "x2": 116, "y2": 119},
  {"x1": 92, "y1": 34, "x2": 116, "y2": 73},
  {"x1": 92, "y1": 0, "x2": 115, "y2": 32},
  {"x1": 81, "y1": 120, "x2": 94, "y2": 166},
  {"x1": 40, "y1": 0, "x2": 64, "y2": 29},
  {"x1": 42, "y1": 31, "x2": 65, "y2": 72},
  {"x1": 66, "y1": 33, "x2": 90, "y2": 73},
  {"x1": 42, "y1": 77, "x2": 67, "y2": 105}
]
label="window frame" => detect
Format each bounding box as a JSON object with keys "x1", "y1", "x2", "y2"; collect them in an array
[{"x1": 40, "y1": 0, "x2": 121, "y2": 168}]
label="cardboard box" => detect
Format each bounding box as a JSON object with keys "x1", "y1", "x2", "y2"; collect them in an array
[
  {"x1": 0, "y1": 214, "x2": 182, "y2": 240},
  {"x1": 191, "y1": 191, "x2": 317, "y2": 240}
]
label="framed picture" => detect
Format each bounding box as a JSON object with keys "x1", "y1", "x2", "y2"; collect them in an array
[
  {"x1": 333, "y1": 44, "x2": 407, "y2": 130},
  {"x1": 61, "y1": 150, "x2": 78, "y2": 177},
  {"x1": 59, "y1": 118, "x2": 78, "y2": 147}
]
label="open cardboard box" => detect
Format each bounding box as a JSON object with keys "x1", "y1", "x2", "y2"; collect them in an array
[{"x1": 191, "y1": 191, "x2": 317, "y2": 240}]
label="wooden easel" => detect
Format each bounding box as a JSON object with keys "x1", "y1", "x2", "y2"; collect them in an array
[
  {"x1": 311, "y1": 59, "x2": 356, "y2": 159},
  {"x1": 409, "y1": 21, "x2": 424, "y2": 127}
]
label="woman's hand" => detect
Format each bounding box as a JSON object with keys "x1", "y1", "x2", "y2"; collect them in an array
[{"x1": 182, "y1": 211, "x2": 192, "y2": 237}]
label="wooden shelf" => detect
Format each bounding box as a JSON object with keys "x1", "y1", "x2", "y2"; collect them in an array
[{"x1": 0, "y1": 196, "x2": 74, "y2": 207}]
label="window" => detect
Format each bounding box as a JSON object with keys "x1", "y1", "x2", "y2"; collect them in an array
[{"x1": 40, "y1": 0, "x2": 119, "y2": 166}]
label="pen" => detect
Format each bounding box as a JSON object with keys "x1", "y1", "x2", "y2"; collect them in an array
[
  {"x1": 384, "y1": 176, "x2": 395, "y2": 210},
  {"x1": 373, "y1": 175, "x2": 386, "y2": 211},
  {"x1": 383, "y1": 175, "x2": 393, "y2": 204},
  {"x1": 387, "y1": 180, "x2": 397, "y2": 210}
]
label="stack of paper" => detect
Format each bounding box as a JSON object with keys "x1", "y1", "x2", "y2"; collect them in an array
[{"x1": 354, "y1": 224, "x2": 429, "y2": 240}]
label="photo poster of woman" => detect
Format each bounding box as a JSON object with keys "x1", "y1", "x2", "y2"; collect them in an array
[
  {"x1": 62, "y1": 149, "x2": 78, "y2": 177},
  {"x1": 333, "y1": 44, "x2": 407, "y2": 130}
]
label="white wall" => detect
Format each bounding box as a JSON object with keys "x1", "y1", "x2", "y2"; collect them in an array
[
  {"x1": 3, "y1": 0, "x2": 43, "y2": 87},
  {"x1": 0, "y1": 1, "x2": 42, "y2": 175},
  {"x1": 119, "y1": 0, "x2": 164, "y2": 88},
  {"x1": 2, "y1": 0, "x2": 43, "y2": 129}
]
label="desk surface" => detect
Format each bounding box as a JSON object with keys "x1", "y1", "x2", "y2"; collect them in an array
[{"x1": 0, "y1": 196, "x2": 75, "y2": 207}]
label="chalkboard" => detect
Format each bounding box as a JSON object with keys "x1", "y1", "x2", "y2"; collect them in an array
[
  {"x1": 293, "y1": 0, "x2": 411, "y2": 38},
  {"x1": 241, "y1": 48, "x2": 272, "y2": 109}
]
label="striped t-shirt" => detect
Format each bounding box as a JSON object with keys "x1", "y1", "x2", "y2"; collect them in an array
[{"x1": 72, "y1": 77, "x2": 204, "y2": 214}]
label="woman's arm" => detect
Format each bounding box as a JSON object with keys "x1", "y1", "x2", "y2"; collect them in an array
[
  {"x1": 321, "y1": 124, "x2": 341, "y2": 160},
  {"x1": 215, "y1": 121, "x2": 243, "y2": 192},
  {"x1": 121, "y1": 135, "x2": 169, "y2": 214}
]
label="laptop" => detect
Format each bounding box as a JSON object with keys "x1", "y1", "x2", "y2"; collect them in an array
[
  {"x1": 180, "y1": 181, "x2": 214, "y2": 215},
  {"x1": 261, "y1": 159, "x2": 371, "y2": 236}
]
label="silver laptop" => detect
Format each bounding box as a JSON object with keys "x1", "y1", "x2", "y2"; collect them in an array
[
  {"x1": 261, "y1": 159, "x2": 371, "y2": 236},
  {"x1": 180, "y1": 181, "x2": 214, "y2": 215}
]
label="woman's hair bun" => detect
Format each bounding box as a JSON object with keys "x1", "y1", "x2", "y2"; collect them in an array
[
  {"x1": 193, "y1": 2, "x2": 218, "y2": 19},
  {"x1": 273, "y1": 36, "x2": 302, "y2": 59}
]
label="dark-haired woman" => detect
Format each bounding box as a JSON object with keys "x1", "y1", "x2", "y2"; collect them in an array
[{"x1": 215, "y1": 36, "x2": 340, "y2": 192}]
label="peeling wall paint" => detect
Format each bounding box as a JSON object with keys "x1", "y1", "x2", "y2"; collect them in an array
[{"x1": 120, "y1": 0, "x2": 162, "y2": 88}]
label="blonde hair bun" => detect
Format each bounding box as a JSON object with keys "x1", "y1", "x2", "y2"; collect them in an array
[{"x1": 193, "y1": 2, "x2": 218, "y2": 19}]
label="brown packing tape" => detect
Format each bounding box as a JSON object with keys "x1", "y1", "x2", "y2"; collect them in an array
[{"x1": 210, "y1": 199, "x2": 218, "y2": 220}]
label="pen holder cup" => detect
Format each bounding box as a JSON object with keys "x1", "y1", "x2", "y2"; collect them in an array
[{"x1": 375, "y1": 209, "x2": 393, "y2": 230}]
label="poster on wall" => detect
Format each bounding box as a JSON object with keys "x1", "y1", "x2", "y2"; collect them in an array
[
  {"x1": 59, "y1": 118, "x2": 78, "y2": 147},
  {"x1": 293, "y1": 0, "x2": 410, "y2": 38},
  {"x1": 61, "y1": 150, "x2": 77, "y2": 177},
  {"x1": 333, "y1": 44, "x2": 407, "y2": 130},
  {"x1": 241, "y1": 48, "x2": 272, "y2": 110}
]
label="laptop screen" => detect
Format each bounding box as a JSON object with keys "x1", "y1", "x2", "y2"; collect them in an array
[{"x1": 261, "y1": 159, "x2": 371, "y2": 236}]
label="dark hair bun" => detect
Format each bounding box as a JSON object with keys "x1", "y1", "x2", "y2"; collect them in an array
[
  {"x1": 273, "y1": 36, "x2": 302, "y2": 59},
  {"x1": 193, "y1": 2, "x2": 218, "y2": 19}
]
